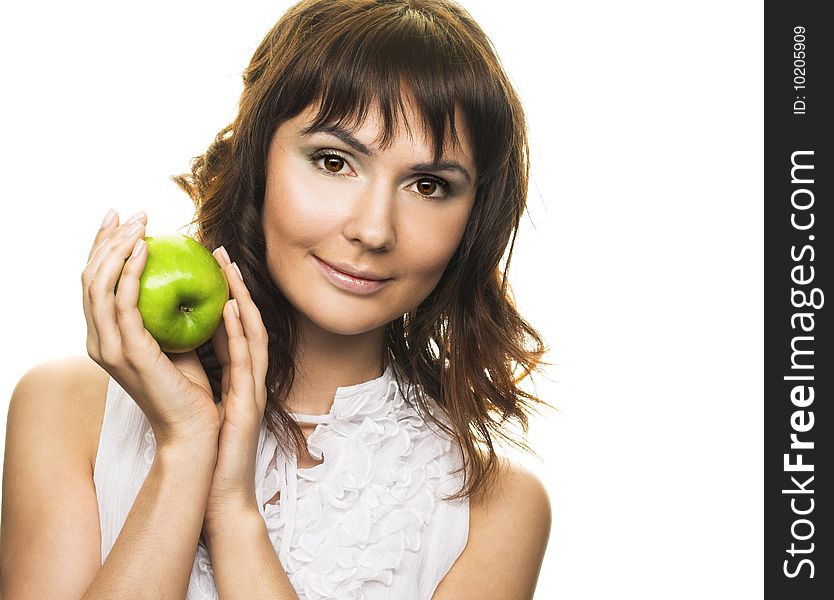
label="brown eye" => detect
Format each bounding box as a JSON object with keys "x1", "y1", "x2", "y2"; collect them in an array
[
  {"x1": 416, "y1": 178, "x2": 437, "y2": 196},
  {"x1": 323, "y1": 155, "x2": 344, "y2": 173}
]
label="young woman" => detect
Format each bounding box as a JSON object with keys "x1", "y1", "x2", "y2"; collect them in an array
[{"x1": 1, "y1": 1, "x2": 552, "y2": 598}]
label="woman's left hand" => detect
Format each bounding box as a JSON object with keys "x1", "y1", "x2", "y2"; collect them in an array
[{"x1": 203, "y1": 247, "x2": 269, "y2": 532}]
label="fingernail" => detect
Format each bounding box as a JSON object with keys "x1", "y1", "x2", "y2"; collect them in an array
[
  {"x1": 217, "y1": 246, "x2": 231, "y2": 266},
  {"x1": 127, "y1": 221, "x2": 144, "y2": 235},
  {"x1": 131, "y1": 238, "x2": 145, "y2": 258},
  {"x1": 125, "y1": 211, "x2": 145, "y2": 224},
  {"x1": 101, "y1": 208, "x2": 117, "y2": 229},
  {"x1": 231, "y1": 299, "x2": 240, "y2": 318},
  {"x1": 232, "y1": 262, "x2": 243, "y2": 280}
]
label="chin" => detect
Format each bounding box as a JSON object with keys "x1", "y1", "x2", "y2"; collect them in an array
[{"x1": 299, "y1": 303, "x2": 393, "y2": 337}]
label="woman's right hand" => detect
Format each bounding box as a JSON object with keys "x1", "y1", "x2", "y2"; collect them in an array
[{"x1": 82, "y1": 209, "x2": 221, "y2": 449}]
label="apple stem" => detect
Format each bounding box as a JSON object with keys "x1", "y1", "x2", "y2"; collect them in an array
[{"x1": 179, "y1": 306, "x2": 194, "y2": 313}]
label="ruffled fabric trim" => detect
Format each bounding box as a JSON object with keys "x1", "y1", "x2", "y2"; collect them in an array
[
  {"x1": 137, "y1": 365, "x2": 459, "y2": 600},
  {"x1": 192, "y1": 544, "x2": 219, "y2": 600},
  {"x1": 255, "y1": 366, "x2": 456, "y2": 600},
  {"x1": 143, "y1": 428, "x2": 156, "y2": 466}
]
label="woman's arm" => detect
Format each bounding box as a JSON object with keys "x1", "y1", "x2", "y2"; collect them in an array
[
  {"x1": 431, "y1": 455, "x2": 552, "y2": 600},
  {"x1": 197, "y1": 249, "x2": 300, "y2": 598},
  {"x1": 203, "y1": 511, "x2": 299, "y2": 599},
  {"x1": 0, "y1": 357, "x2": 219, "y2": 599},
  {"x1": 83, "y1": 437, "x2": 218, "y2": 599}
]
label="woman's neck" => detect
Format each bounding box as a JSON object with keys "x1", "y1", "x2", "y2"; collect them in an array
[{"x1": 284, "y1": 316, "x2": 388, "y2": 415}]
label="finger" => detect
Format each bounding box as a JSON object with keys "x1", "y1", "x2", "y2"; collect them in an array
[
  {"x1": 84, "y1": 211, "x2": 149, "y2": 324},
  {"x1": 88, "y1": 220, "x2": 147, "y2": 358},
  {"x1": 213, "y1": 247, "x2": 267, "y2": 412},
  {"x1": 221, "y1": 298, "x2": 256, "y2": 410},
  {"x1": 83, "y1": 210, "x2": 121, "y2": 354},
  {"x1": 221, "y1": 260, "x2": 269, "y2": 405},
  {"x1": 210, "y1": 319, "x2": 232, "y2": 399},
  {"x1": 211, "y1": 249, "x2": 232, "y2": 373},
  {"x1": 113, "y1": 238, "x2": 160, "y2": 362},
  {"x1": 168, "y1": 350, "x2": 215, "y2": 400},
  {"x1": 87, "y1": 210, "x2": 146, "y2": 268},
  {"x1": 213, "y1": 247, "x2": 265, "y2": 363},
  {"x1": 87, "y1": 208, "x2": 120, "y2": 263},
  {"x1": 211, "y1": 319, "x2": 231, "y2": 367}
]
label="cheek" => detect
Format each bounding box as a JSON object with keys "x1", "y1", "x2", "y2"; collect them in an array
[
  {"x1": 262, "y1": 165, "x2": 343, "y2": 254},
  {"x1": 399, "y1": 204, "x2": 472, "y2": 289}
]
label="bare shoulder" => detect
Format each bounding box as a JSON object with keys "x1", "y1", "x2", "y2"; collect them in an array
[
  {"x1": 8, "y1": 355, "x2": 110, "y2": 470},
  {"x1": 475, "y1": 453, "x2": 553, "y2": 519},
  {"x1": 1, "y1": 355, "x2": 110, "y2": 596},
  {"x1": 432, "y1": 453, "x2": 552, "y2": 600}
]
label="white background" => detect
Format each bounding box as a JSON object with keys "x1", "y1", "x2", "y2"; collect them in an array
[{"x1": 0, "y1": 1, "x2": 763, "y2": 598}]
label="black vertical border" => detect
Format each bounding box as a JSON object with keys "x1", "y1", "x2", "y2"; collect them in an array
[{"x1": 765, "y1": 2, "x2": 832, "y2": 598}]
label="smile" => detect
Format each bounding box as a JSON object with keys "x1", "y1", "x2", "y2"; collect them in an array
[{"x1": 314, "y1": 256, "x2": 391, "y2": 295}]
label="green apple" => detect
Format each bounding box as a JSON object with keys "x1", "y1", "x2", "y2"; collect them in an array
[{"x1": 135, "y1": 233, "x2": 229, "y2": 353}]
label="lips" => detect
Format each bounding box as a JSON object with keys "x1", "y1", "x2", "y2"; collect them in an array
[
  {"x1": 315, "y1": 257, "x2": 389, "y2": 281},
  {"x1": 314, "y1": 256, "x2": 391, "y2": 295}
]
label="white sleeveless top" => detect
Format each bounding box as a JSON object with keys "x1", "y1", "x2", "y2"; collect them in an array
[{"x1": 93, "y1": 364, "x2": 469, "y2": 599}]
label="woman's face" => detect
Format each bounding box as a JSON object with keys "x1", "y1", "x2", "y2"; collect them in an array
[{"x1": 262, "y1": 98, "x2": 477, "y2": 338}]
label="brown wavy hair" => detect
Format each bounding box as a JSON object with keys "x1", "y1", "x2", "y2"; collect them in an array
[{"x1": 172, "y1": 0, "x2": 552, "y2": 502}]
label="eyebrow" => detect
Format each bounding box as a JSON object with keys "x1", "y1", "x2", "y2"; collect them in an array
[
  {"x1": 299, "y1": 122, "x2": 473, "y2": 185},
  {"x1": 300, "y1": 123, "x2": 374, "y2": 155},
  {"x1": 411, "y1": 159, "x2": 473, "y2": 186}
]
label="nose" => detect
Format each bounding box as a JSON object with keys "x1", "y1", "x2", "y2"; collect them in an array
[{"x1": 342, "y1": 182, "x2": 396, "y2": 251}]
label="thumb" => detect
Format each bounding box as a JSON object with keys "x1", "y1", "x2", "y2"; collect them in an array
[{"x1": 168, "y1": 350, "x2": 212, "y2": 395}]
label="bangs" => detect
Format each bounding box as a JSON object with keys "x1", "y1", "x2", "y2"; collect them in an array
[{"x1": 252, "y1": 1, "x2": 514, "y2": 177}]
